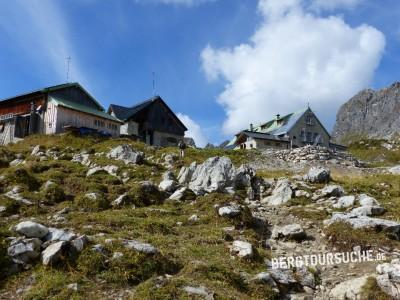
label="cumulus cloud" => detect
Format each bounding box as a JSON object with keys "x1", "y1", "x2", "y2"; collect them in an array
[
  {"x1": 201, "y1": 0, "x2": 385, "y2": 135},
  {"x1": 177, "y1": 113, "x2": 208, "y2": 148}
]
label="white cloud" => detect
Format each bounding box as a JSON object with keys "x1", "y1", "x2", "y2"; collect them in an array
[
  {"x1": 201, "y1": 0, "x2": 385, "y2": 135},
  {"x1": 177, "y1": 113, "x2": 208, "y2": 148},
  {"x1": 310, "y1": 0, "x2": 362, "y2": 11},
  {"x1": 0, "y1": 0, "x2": 87, "y2": 85}
]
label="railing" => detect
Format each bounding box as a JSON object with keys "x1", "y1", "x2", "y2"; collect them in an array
[{"x1": 0, "y1": 113, "x2": 14, "y2": 121}]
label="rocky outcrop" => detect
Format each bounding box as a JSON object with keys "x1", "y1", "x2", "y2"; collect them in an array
[
  {"x1": 333, "y1": 82, "x2": 400, "y2": 143},
  {"x1": 107, "y1": 145, "x2": 144, "y2": 165}
]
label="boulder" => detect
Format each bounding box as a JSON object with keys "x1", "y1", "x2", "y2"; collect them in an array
[
  {"x1": 187, "y1": 157, "x2": 236, "y2": 195},
  {"x1": 318, "y1": 185, "x2": 345, "y2": 198},
  {"x1": 15, "y1": 221, "x2": 49, "y2": 238},
  {"x1": 177, "y1": 162, "x2": 197, "y2": 185},
  {"x1": 376, "y1": 259, "x2": 400, "y2": 299},
  {"x1": 7, "y1": 238, "x2": 42, "y2": 265},
  {"x1": 350, "y1": 205, "x2": 385, "y2": 217},
  {"x1": 44, "y1": 228, "x2": 76, "y2": 242},
  {"x1": 324, "y1": 213, "x2": 400, "y2": 238},
  {"x1": 271, "y1": 224, "x2": 306, "y2": 241},
  {"x1": 329, "y1": 274, "x2": 373, "y2": 299},
  {"x1": 121, "y1": 239, "x2": 158, "y2": 254},
  {"x1": 71, "y1": 153, "x2": 91, "y2": 166},
  {"x1": 231, "y1": 240, "x2": 253, "y2": 258},
  {"x1": 218, "y1": 204, "x2": 241, "y2": 218},
  {"x1": 86, "y1": 165, "x2": 118, "y2": 177},
  {"x1": 42, "y1": 241, "x2": 67, "y2": 266},
  {"x1": 358, "y1": 194, "x2": 380, "y2": 207},
  {"x1": 107, "y1": 145, "x2": 144, "y2": 165},
  {"x1": 304, "y1": 167, "x2": 330, "y2": 183},
  {"x1": 269, "y1": 269, "x2": 297, "y2": 285},
  {"x1": 332, "y1": 195, "x2": 356, "y2": 209},
  {"x1": 168, "y1": 187, "x2": 195, "y2": 201},
  {"x1": 182, "y1": 286, "x2": 214, "y2": 300},
  {"x1": 261, "y1": 178, "x2": 293, "y2": 206},
  {"x1": 159, "y1": 179, "x2": 178, "y2": 193},
  {"x1": 71, "y1": 235, "x2": 88, "y2": 253}
]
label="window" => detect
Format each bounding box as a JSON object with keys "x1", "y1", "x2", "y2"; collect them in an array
[
  {"x1": 305, "y1": 115, "x2": 314, "y2": 125},
  {"x1": 0, "y1": 123, "x2": 4, "y2": 133},
  {"x1": 306, "y1": 132, "x2": 312, "y2": 142}
]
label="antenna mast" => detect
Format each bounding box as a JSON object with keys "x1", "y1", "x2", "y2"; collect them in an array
[
  {"x1": 66, "y1": 56, "x2": 71, "y2": 83},
  {"x1": 152, "y1": 71, "x2": 156, "y2": 96}
]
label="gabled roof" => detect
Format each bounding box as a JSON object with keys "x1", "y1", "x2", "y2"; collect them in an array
[
  {"x1": 108, "y1": 96, "x2": 188, "y2": 131},
  {"x1": 254, "y1": 107, "x2": 309, "y2": 135},
  {"x1": 238, "y1": 130, "x2": 290, "y2": 142},
  {"x1": 49, "y1": 97, "x2": 122, "y2": 123},
  {"x1": 0, "y1": 82, "x2": 104, "y2": 111}
]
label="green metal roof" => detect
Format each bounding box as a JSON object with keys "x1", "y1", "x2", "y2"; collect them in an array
[{"x1": 49, "y1": 97, "x2": 122, "y2": 123}]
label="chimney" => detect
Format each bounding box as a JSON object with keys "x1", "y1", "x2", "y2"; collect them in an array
[
  {"x1": 249, "y1": 123, "x2": 254, "y2": 132},
  {"x1": 276, "y1": 114, "x2": 281, "y2": 121}
]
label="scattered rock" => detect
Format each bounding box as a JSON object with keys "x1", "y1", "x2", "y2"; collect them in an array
[
  {"x1": 7, "y1": 238, "x2": 42, "y2": 265},
  {"x1": 44, "y1": 228, "x2": 76, "y2": 242},
  {"x1": 304, "y1": 166, "x2": 330, "y2": 183},
  {"x1": 107, "y1": 145, "x2": 144, "y2": 165},
  {"x1": 261, "y1": 178, "x2": 293, "y2": 206},
  {"x1": 121, "y1": 239, "x2": 158, "y2": 254},
  {"x1": 332, "y1": 195, "x2": 355, "y2": 209},
  {"x1": 15, "y1": 221, "x2": 49, "y2": 239},
  {"x1": 376, "y1": 259, "x2": 400, "y2": 299},
  {"x1": 41, "y1": 241, "x2": 67, "y2": 266},
  {"x1": 329, "y1": 274, "x2": 373, "y2": 299},
  {"x1": 271, "y1": 224, "x2": 306, "y2": 241},
  {"x1": 218, "y1": 204, "x2": 241, "y2": 218},
  {"x1": 231, "y1": 240, "x2": 253, "y2": 258},
  {"x1": 182, "y1": 286, "x2": 214, "y2": 300}
]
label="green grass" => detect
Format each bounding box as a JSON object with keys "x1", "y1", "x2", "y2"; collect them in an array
[{"x1": 348, "y1": 138, "x2": 400, "y2": 167}]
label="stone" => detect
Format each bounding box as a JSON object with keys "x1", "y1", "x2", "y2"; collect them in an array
[
  {"x1": 271, "y1": 224, "x2": 306, "y2": 241},
  {"x1": 71, "y1": 153, "x2": 91, "y2": 166},
  {"x1": 218, "y1": 204, "x2": 241, "y2": 218},
  {"x1": 41, "y1": 241, "x2": 67, "y2": 266},
  {"x1": 376, "y1": 259, "x2": 400, "y2": 299},
  {"x1": 261, "y1": 178, "x2": 293, "y2": 206},
  {"x1": 177, "y1": 162, "x2": 197, "y2": 185},
  {"x1": 350, "y1": 205, "x2": 385, "y2": 217},
  {"x1": 389, "y1": 165, "x2": 400, "y2": 175},
  {"x1": 188, "y1": 214, "x2": 199, "y2": 222},
  {"x1": 168, "y1": 187, "x2": 190, "y2": 201},
  {"x1": 44, "y1": 228, "x2": 76, "y2": 242},
  {"x1": 10, "y1": 159, "x2": 24, "y2": 167},
  {"x1": 7, "y1": 238, "x2": 42, "y2": 265},
  {"x1": 295, "y1": 190, "x2": 310, "y2": 198},
  {"x1": 296, "y1": 266, "x2": 316, "y2": 288},
  {"x1": 4, "y1": 188, "x2": 33, "y2": 205},
  {"x1": 329, "y1": 274, "x2": 373, "y2": 299},
  {"x1": 358, "y1": 194, "x2": 380, "y2": 207},
  {"x1": 324, "y1": 213, "x2": 400, "y2": 238},
  {"x1": 158, "y1": 179, "x2": 178, "y2": 193},
  {"x1": 251, "y1": 272, "x2": 278, "y2": 289},
  {"x1": 15, "y1": 221, "x2": 48, "y2": 238},
  {"x1": 316, "y1": 184, "x2": 345, "y2": 198},
  {"x1": 67, "y1": 283, "x2": 79, "y2": 291},
  {"x1": 71, "y1": 235, "x2": 88, "y2": 253},
  {"x1": 121, "y1": 239, "x2": 158, "y2": 254},
  {"x1": 187, "y1": 157, "x2": 236, "y2": 195},
  {"x1": 182, "y1": 286, "x2": 214, "y2": 300},
  {"x1": 107, "y1": 145, "x2": 144, "y2": 165},
  {"x1": 269, "y1": 268, "x2": 297, "y2": 285},
  {"x1": 304, "y1": 166, "x2": 330, "y2": 183},
  {"x1": 31, "y1": 145, "x2": 41, "y2": 156},
  {"x1": 332, "y1": 195, "x2": 356, "y2": 209},
  {"x1": 231, "y1": 240, "x2": 253, "y2": 258},
  {"x1": 111, "y1": 194, "x2": 130, "y2": 207},
  {"x1": 87, "y1": 165, "x2": 119, "y2": 177}
]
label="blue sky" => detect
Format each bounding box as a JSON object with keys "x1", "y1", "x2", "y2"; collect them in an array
[{"x1": 0, "y1": 0, "x2": 399, "y2": 147}]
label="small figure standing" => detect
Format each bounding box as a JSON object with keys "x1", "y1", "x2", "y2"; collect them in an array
[{"x1": 178, "y1": 139, "x2": 187, "y2": 159}]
